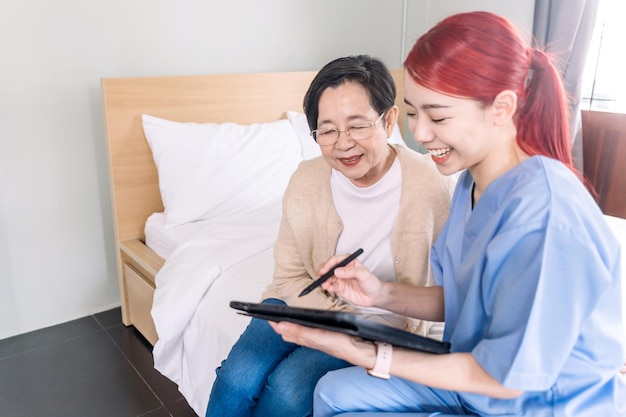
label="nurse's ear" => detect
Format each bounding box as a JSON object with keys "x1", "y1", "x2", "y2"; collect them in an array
[
  {"x1": 384, "y1": 105, "x2": 400, "y2": 138},
  {"x1": 491, "y1": 90, "x2": 517, "y2": 126}
]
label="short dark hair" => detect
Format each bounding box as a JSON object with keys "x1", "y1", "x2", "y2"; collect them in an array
[{"x1": 303, "y1": 55, "x2": 396, "y2": 132}]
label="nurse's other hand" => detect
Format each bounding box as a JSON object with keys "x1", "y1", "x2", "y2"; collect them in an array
[{"x1": 268, "y1": 320, "x2": 375, "y2": 368}]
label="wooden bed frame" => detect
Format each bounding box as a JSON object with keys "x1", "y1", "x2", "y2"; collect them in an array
[{"x1": 102, "y1": 69, "x2": 407, "y2": 345}]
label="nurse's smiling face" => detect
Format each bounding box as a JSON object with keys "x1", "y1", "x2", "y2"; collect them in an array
[
  {"x1": 404, "y1": 73, "x2": 494, "y2": 177},
  {"x1": 316, "y1": 81, "x2": 395, "y2": 188},
  {"x1": 403, "y1": 70, "x2": 524, "y2": 198}
]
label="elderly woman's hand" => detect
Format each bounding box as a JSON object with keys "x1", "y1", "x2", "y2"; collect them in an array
[{"x1": 317, "y1": 257, "x2": 387, "y2": 308}]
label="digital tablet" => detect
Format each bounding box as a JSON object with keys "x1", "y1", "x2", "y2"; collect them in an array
[{"x1": 230, "y1": 301, "x2": 451, "y2": 354}]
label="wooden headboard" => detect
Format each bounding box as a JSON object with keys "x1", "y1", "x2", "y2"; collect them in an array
[{"x1": 102, "y1": 69, "x2": 406, "y2": 244}]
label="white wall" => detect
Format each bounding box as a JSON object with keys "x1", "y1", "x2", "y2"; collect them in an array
[
  {"x1": 403, "y1": 0, "x2": 535, "y2": 56},
  {"x1": 0, "y1": 0, "x2": 534, "y2": 340}
]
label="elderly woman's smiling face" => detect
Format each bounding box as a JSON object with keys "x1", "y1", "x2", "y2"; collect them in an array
[{"x1": 316, "y1": 81, "x2": 395, "y2": 188}]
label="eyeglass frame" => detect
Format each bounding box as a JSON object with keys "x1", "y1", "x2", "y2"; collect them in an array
[{"x1": 310, "y1": 111, "x2": 387, "y2": 146}]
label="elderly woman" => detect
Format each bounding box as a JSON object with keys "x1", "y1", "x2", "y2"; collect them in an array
[{"x1": 206, "y1": 55, "x2": 453, "y2": 417}]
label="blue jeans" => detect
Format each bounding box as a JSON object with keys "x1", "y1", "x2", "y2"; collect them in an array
[{"x1": 206, "y1": 299, "x2": 350, "y2": 417}]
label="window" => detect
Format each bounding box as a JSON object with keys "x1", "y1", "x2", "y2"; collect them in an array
[{"x1": 581, "y1": 0, "x2": 626, "y2": 113}]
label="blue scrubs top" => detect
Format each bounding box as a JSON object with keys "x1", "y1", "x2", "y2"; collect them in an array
[{"x1": 431, "y1": 156, "x2": 625, "y2": 415}]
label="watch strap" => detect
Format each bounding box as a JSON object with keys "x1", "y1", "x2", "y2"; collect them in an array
[{"x1": 367, "y1": 341, "x2": 392, "y2": 379}]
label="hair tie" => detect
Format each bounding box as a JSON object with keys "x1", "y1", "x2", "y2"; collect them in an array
[{"x1": 524, "y1": 69, "x2": 534, "y2": 90}]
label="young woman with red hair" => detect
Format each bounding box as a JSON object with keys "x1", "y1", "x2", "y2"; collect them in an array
[{"x1": 271, "y1": 11, "x2": 625, "y2": 416}]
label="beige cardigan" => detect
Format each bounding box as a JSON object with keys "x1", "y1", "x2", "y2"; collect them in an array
[{"x1": 261, "y1": 144, "x2": 454, "y2": 335}]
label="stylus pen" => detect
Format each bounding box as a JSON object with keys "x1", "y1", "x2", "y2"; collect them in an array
[{"x1": 298, "y1": 248, "x2": 364, "y2": 297}]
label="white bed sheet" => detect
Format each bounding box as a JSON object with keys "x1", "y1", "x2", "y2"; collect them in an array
[
  {"x1": 145, "y1": 212, "x2": 213, "y2": 259},
  {"x1": 177, "y1": 247, "x2": 274, "y2": 415},
  {"x1": 150, "y1": 209, "x2": 281, "y2": 416}
]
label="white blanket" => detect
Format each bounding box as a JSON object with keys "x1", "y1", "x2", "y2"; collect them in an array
[{"x1": 151, "y1": 215, "x2": 279, "y2": 415}]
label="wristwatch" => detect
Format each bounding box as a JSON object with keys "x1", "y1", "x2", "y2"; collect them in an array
[{"x1": 366, "y1": 341, "x2": 392, "y2": 379}]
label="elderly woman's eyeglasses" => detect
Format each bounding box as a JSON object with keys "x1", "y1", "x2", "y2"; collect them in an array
[{"x1": 310, "y1": 112, "x2": 386, "y2": 146}]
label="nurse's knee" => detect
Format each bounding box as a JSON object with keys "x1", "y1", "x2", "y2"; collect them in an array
[{"x1": 313, "y1": 370, "x2": 347, "y2": 412}]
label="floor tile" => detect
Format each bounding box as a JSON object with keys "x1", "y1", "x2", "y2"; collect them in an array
[
  {"x1": 106, "y1": 324, "x2": 197, "y2": 415},
  {"x1": 169, "y1": 397, "x2": 200, "y2": 417},
  {"x1": 93, "y1": 307, "x2": 124, "y2": 329},
  {"x1": 0, "y1": 308, "x2": 198, "y2": 417},
  {"x1": 0, "y1": 316, "x2": 101, "y2": 359},
  {"x1": 138, "y1": 407, "x2": 173, "y2": 417},
  {"x1": 0, "y1": 329, "x2": 161, "y2": 417}
]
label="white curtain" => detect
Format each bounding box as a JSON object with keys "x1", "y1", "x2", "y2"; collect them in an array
[{"x1": 532, "y1": 0, "x2": 600, "y2": 171}]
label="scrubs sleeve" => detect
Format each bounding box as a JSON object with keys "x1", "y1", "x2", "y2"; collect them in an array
[
  {"x1": 472, "y1": 222, "x2": 614, "y2": 390},
  {"x1": 430, "y1": 225, "x2": 447, "y2": 287}
]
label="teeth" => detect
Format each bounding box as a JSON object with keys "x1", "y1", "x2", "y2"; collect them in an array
[{"x1": 430, "y1": 148, "x2": 452, "y2": 157}]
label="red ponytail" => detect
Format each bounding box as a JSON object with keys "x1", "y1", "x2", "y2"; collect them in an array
[{"x1": 516, "y1": 49, "x2": 573, "y2": 167}]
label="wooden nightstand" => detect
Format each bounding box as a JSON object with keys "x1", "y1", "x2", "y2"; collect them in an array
[{"x1": 119, "y1": 239, "x2": 165, "y2": 345}]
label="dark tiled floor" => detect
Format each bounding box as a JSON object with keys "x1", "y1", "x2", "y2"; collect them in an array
[{"x1": 0, "y1": 308, "x2": 198, "y2": 417}]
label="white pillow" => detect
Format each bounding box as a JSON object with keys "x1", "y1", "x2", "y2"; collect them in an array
[
  {"x1": 142, "y1": 114, "x2": 303, "y2": 228},
  {"x1": 286, "y1": 111, "x2": 406, "y2": 158},
  {"x1": 389, "y1": 123, "x2": 407, "y2": 147},
  {"x1": 286, "y1": 111, "x2": 322, "y2": 160}
]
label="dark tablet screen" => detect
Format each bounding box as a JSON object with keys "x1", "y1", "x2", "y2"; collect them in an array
[{"x1": 230, "y1": 301, "x2": 450, "y2": 354}]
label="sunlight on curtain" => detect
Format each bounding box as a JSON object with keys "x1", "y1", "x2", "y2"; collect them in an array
[{"x1": 581, "y1": 0, "x2": 626, "y2": 113}]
